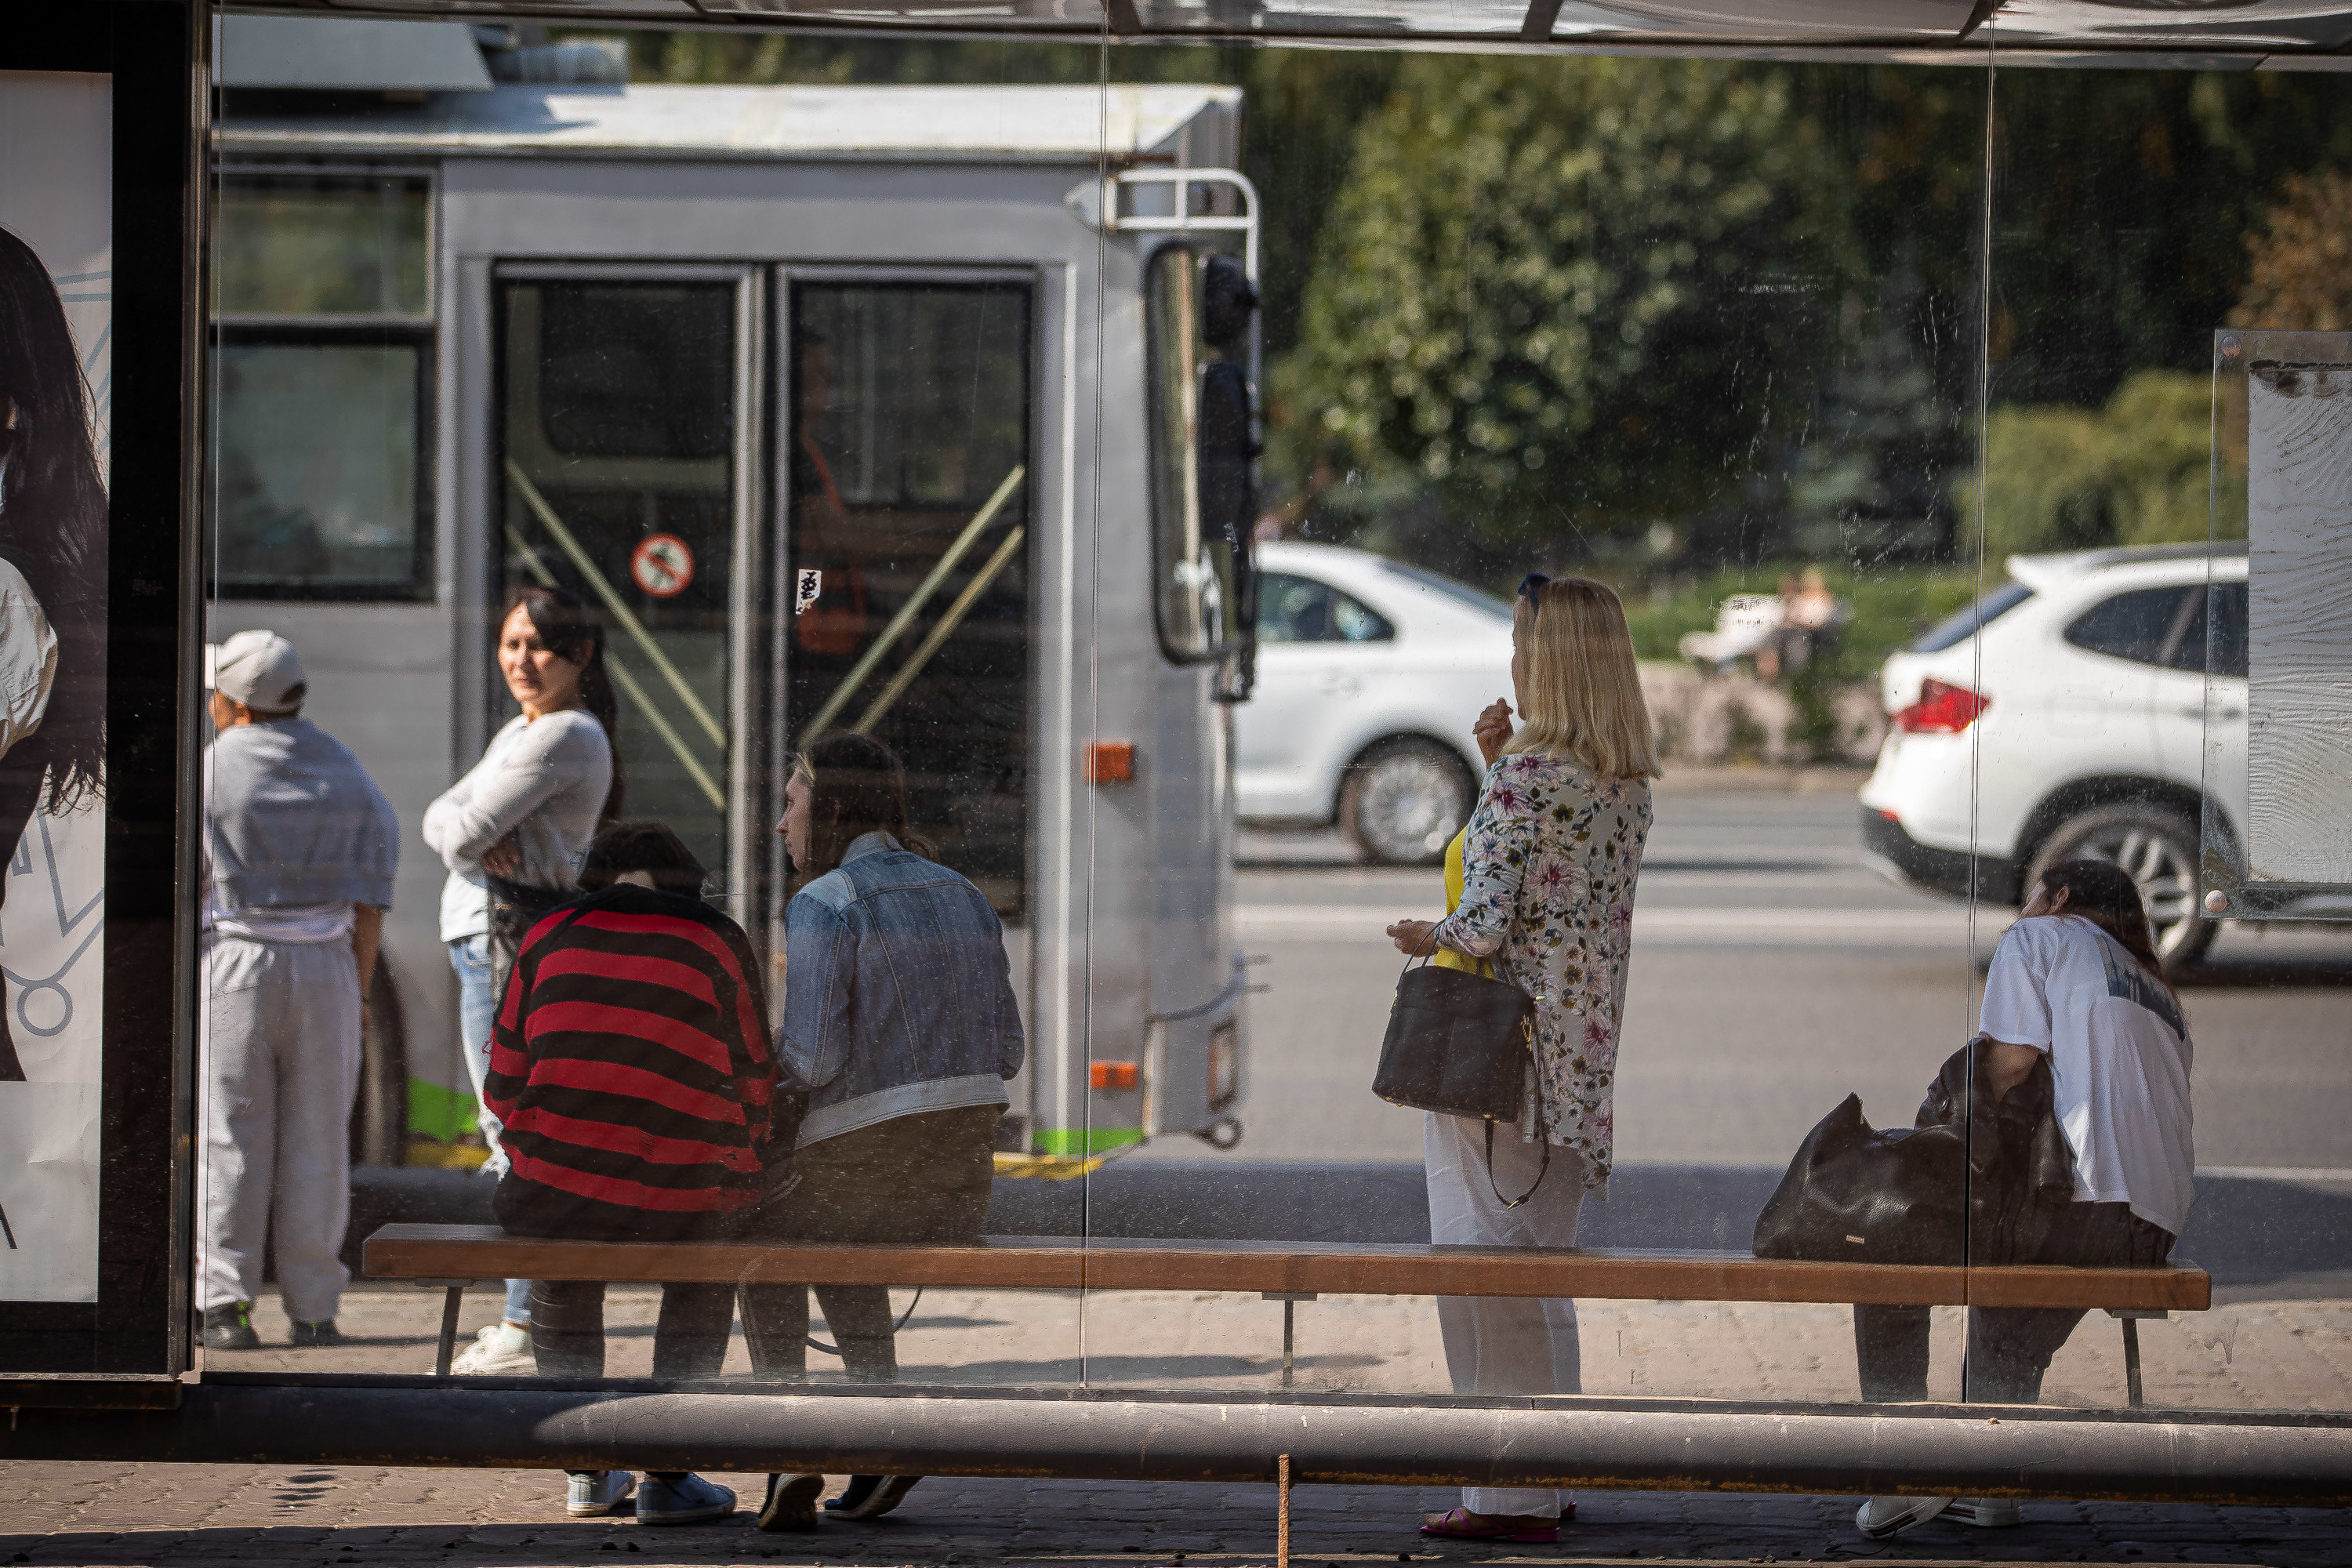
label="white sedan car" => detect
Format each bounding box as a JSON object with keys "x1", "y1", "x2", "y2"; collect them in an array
[
  {"x1": 1860, "y1": 543, "x2": 2245, "y2": 967},
  {"x1": 1237, "y1": 541, "x2": 1513, "y2": 863}
]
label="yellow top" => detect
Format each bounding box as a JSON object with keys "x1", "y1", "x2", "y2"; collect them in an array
[{"x1": 1434, "y1": 825, "x2": 1492, "y2": 977}]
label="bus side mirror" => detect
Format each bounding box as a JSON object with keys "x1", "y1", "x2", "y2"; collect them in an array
[{"x1": 1199, "y1": 255, "x2": 1260, "y2": 703}]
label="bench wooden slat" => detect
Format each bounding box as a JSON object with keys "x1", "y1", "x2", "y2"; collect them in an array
[{"x1": 363, "y1": 1225, "x2": 2209, "y2": 1312}]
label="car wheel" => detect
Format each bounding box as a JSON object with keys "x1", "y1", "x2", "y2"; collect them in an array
[
  {"x1": 2028, "y1": 804, "x2": 2216, "y2": 971},
  {"x1": 1340, "y1": 739, "x2": 1475, "y2": 866}
]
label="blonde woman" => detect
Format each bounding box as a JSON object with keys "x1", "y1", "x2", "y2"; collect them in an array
[{"x1": 1385, "y1": 574, "x2": 1658, "y2": 1544}]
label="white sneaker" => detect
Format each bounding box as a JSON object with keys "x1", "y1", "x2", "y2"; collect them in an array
[
  {"x1": 1855, "y1": 1495, "x2": 1952, "y2": 1539},
  {"x1": 1944, "y1": 1497, "x2": 2024, "y2": 1528},
  {"x1": 567, "y1": 1470, "x2": 636, "y2": 1519},
  {"x1": 446, "y1": 1322, "x2": 535, "y2": 1376}
]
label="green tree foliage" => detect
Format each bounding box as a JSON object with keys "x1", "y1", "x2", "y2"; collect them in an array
[
  {"x1": 2231, "y1": 168, "x2": 2352, "y2": 330},
  {"x1": 1966, "y1": 370, "x2": 2212, "y2": 558},
  {"x1": 1283, "y1": 56, "x2": 1851, "y2": 549}
]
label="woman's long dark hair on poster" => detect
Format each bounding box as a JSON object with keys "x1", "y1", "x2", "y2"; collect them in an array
[{"x1": 0, "y1": 226, "x2": 105, "y2": 808}]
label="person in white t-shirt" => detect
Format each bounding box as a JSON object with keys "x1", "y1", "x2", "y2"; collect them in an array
[{"x1": 1857, "y1": 857, "x2": 2193, "y2": 1541}]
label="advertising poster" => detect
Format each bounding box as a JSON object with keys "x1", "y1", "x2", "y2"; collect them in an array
[{"x1": 0, "y1": 71, "x2": 111, "y2": 1305}]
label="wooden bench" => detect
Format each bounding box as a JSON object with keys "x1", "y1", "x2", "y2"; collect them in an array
[{"x1": 365, "y1": 1224, "x2": 2208, "y2": 1406}]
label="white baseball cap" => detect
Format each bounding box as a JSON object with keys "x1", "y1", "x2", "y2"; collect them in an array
[{"x1": 205, "y1": 630, "x2": 307, "y2": 712}]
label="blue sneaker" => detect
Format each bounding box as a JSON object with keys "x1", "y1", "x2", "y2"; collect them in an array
[
  {"x1": 565, "y1": 1470, "x2": 635, "y2": 1519},
  {"x1": 636, "y1": 1474, "x2": 736, "y2": 1526}
]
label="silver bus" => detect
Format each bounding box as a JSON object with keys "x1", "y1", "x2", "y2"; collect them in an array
[{"x1": 208, "y1": 41, "x2": 1258, "y2": 1170}]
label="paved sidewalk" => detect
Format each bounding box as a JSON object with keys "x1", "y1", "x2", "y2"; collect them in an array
[{"x1": 3, "y1": 1461, "x2": 2349, "y2": 1567}]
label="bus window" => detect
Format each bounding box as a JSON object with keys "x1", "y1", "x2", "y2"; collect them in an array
[
  {"x1": 216, "y1": 172, "x2": 430, "y2": 318},
  {"x1": 213, "y1": 172, "x2": 434, "y2": 599},
  {"x1": 215, "y1": 339, "x2": 426, "y2": 596},
  {"x1": 786, "y1": 280, "x2": 1032, "y2": 920},
  {"x1": 497, "y1": 276, "x2": 742, "y2": 887}
]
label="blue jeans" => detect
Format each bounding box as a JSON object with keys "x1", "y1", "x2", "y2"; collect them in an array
[{"x1": 448, "y1": 933, "x2": 533, "y2": 1327}]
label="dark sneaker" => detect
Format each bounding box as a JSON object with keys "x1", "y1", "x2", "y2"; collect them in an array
[
  {"x1": 636, "y1": 1473, "x2": 735, "y2": 1526},
  {"x1": 201, "y1": 1302, "x2": 260, "y2": 1352},
  {"x1": 757, "y1": 1473, "x2": 824, "y2": 1532},
  {"x1": 826, "y1": 1475, "x2": 921, "y2": 1520},
  {"x1": 288, "y1": 1319, "x2": 343, "y2": 1348}
]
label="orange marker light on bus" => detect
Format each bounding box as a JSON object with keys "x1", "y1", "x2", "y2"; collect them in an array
[
  {"x1": 1084, "y1": 741, "x2": 1136, "y2": 784},
  {"x1": 1091, "y1": 1061, "x2": 1139, "y2": 1091}
]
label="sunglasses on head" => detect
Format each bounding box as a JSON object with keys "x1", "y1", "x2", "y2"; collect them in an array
[{"x1": 1517, "y1": 572, "x2": 1549, "y2": 608}]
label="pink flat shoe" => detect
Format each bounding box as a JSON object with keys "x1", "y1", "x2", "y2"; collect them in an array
[{"x1": 1419, "y1": 1507, "x2": 1566, "y2": 1543}]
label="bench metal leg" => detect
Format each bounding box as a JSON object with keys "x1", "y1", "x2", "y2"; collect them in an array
[
  {"x1": 1264, "y1": 1293, "x2": 1316, "y2": 1389},
  {"x1": 2106, "y1": 1308, "x2": 2163, "y2": 1410},
  {"x1": 1277, "y1": 1452, "x2": 1291, "y2": 1568},
  {"x1": 431, "y1": 1285, "x2": 466, "y2": 1377}
]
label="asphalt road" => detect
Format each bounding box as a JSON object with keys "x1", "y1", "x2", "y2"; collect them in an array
[{"x1": 1177, "y1": 775, "x2": 2352, "y2": 1174}]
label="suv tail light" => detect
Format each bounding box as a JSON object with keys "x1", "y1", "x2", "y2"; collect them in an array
[{"x1": 1893, "y1": 678, "x2": 1989, "y2": 734}]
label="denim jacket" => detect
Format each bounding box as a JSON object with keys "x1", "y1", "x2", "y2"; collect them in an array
[{"x1": 779, "y1": 831, "x2": 1025, "y2": 1147}]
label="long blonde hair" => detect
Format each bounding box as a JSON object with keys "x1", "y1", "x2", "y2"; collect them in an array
[{"x1": 1502, "y1": 576, "x2": 1661, "y2": 781}]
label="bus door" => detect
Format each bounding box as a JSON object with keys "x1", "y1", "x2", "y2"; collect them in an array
[
  {"x1": 775, "y1": 270, "x2": 1036, "y2": 1138},
  {"x1": 493, "y1": 266, "x2": 761, "y2": 915}
]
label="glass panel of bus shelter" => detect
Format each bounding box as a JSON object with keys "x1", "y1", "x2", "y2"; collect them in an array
[
  {"x1": 1073, "y1": 45, "x2": 1997, "y2": 1406},
  {"x1": 1976, "y1": 53, "x2": 2352, "y2": 1415},
  {"x1": 198, "y1": 17, "x2": 1106, "y2": 1391}
]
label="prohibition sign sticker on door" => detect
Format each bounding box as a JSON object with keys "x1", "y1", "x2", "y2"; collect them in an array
[{"x1": 631, "y1": 533, "x2": 695, "y2": 598}]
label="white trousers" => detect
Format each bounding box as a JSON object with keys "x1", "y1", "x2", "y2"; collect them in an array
[
  {"x1": 1425, "y1": 1111, "x2": 1588, "y2": 1519},
  {"x1": 198, "y1": 936, "x2": 361, "y2": 1323}
]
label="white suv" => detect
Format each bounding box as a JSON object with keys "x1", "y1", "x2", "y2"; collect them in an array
[
  {"x1": 1236, "y1": 541, "x2": 1514, "y2": 863},
  {"x1": 1860, "y1": 543, "x2": 2246, "y2": 967}
]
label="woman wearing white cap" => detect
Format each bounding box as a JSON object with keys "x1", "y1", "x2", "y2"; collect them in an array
[
  {"x1": 423, "y1": 583, "x2": 619, "y2": 1374},
  {"x1": 0, "y1": 224, "x2": 108, "y2": 1083}
]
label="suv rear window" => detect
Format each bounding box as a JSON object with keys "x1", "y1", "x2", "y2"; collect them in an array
[
  {"x1": 2163, "y1": 582, "x2": 2249, "y2": 679},
  {"x1": 2065, "y1": 586, "x2": 2195, "y2": 667},
  {"x1": 1259, "y1": 572, "x2": 1394, "y2": 644},
  {"x1": 1910, "y1": 580, "x2": 2033, "y2": 652}
]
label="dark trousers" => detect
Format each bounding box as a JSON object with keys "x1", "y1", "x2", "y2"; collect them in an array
[
  {"x1": 514, "y1": 1210, "x2": 738, "y2": 1381},
  {"x1": 1853, "y1": 1200, "x2": 2175, "y2": 1405},
  {"x1": 737, "y1": 1104, "x2": 1000, "y2": 1382},
  {"x1": 532, "y1": 1278, "x2": 738, "y2": 1381}
]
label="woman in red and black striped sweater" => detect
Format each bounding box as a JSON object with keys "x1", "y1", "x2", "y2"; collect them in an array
[
  {"x1": 485, "y1": 867, "x2": 777, "y2": 1242},
  {"x1": 484, "y1": 820, "x2": 781, "y2": 1523}
]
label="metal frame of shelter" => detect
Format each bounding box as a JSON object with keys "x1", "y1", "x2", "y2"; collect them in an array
[{"x1": 5, "y1": 0, "x2": 2352, "y2": 1508}]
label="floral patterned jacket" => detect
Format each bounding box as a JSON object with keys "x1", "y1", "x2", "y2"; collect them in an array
[{"x1": 1429, "y1": 751, "x2": 1652, "y2": 1190}]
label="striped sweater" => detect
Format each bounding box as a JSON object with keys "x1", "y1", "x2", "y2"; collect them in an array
[{"x1": 485, "y1": 884, "x2": 777, "y2": 1237}]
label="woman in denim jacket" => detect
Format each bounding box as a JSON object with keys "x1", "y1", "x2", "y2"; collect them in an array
[{"x1": 744, "y1": 732, "x2": 1025, "y2": 1531}]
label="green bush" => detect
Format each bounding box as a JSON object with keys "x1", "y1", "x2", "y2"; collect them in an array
[{"x1": 1965, "y1": 370, "x2": 2213, "y2": 559}]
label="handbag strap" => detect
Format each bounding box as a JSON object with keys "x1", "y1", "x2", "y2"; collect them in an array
[{"x1": 1483, "y1": 1021, "x2": 1552, "y2": 1210}]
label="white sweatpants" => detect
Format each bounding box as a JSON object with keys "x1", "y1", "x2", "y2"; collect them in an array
[
  {"x1": 1425, "y1": 1110, "x2": 1589, "y2": 1519},
  {"x1": 198, "y1": 936, "x2": 361, "y2": 1323}
]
